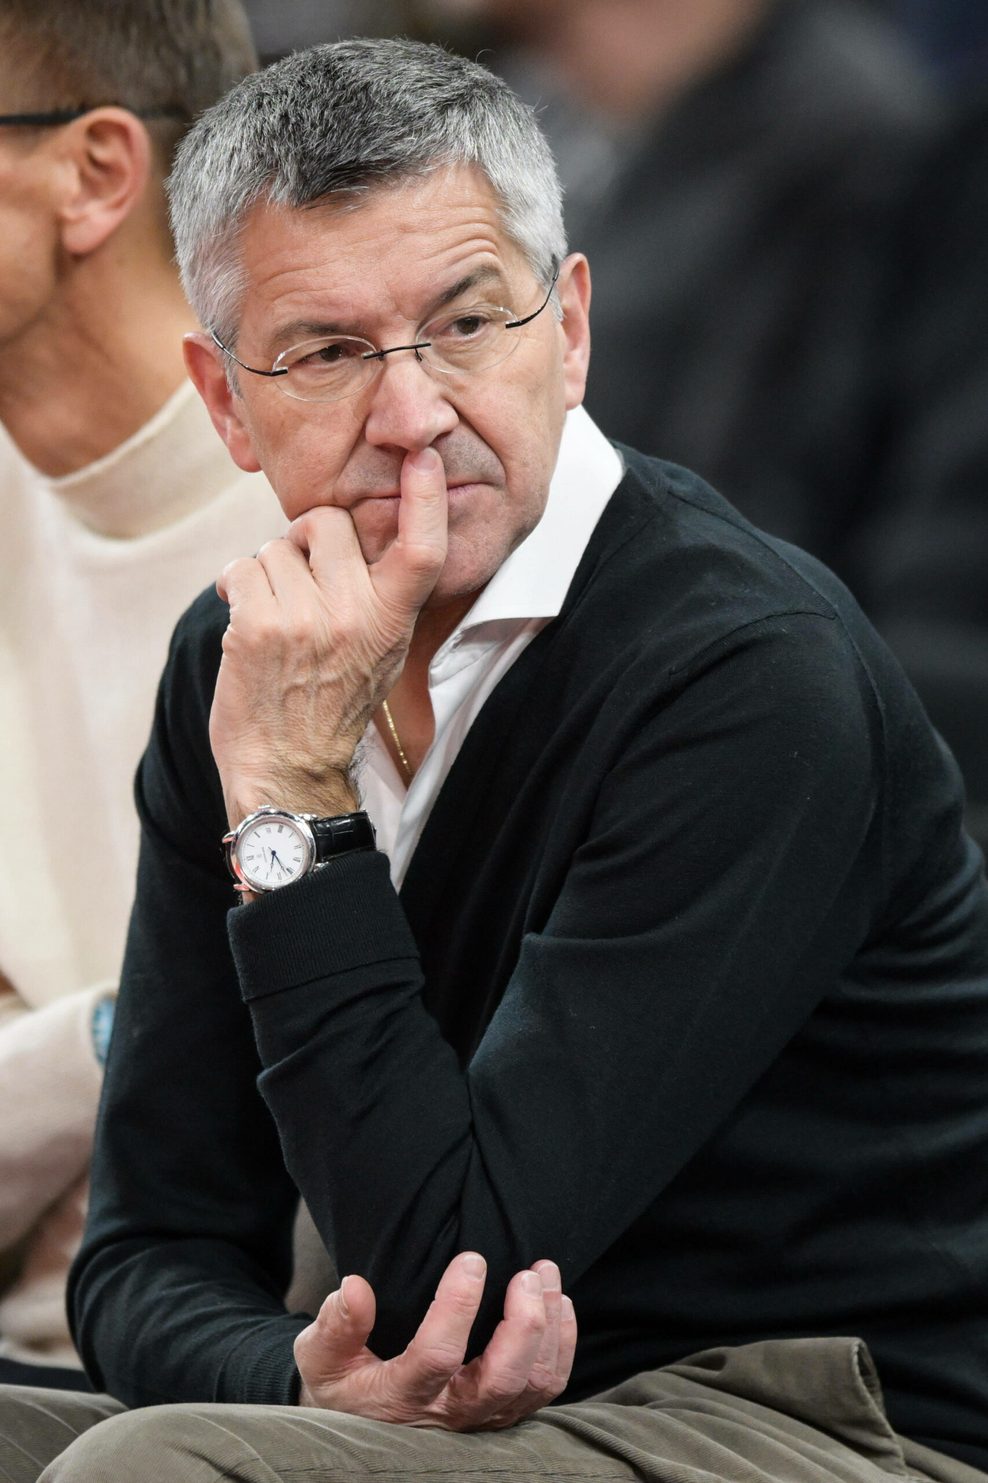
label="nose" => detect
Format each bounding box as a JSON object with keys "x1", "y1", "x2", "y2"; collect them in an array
[{"x1": 362, "y1": 349, "x2": 459, "y2": 452}]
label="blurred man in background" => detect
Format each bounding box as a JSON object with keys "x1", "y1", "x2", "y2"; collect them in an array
[{"x1": 0, "y1": 0, "x2": 282, "y2": 1387}]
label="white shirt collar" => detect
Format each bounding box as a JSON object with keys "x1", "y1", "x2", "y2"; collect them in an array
[{"x1": 446, "y1": 405, "x2": 623, "y2": 638}]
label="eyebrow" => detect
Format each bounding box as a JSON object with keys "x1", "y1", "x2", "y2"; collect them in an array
[{"x1": 265, "y1": 265, "x2": 512, "y2": 356}]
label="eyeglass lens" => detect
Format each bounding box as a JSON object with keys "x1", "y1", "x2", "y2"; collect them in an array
[{"x1": 275, "y1": 304, "x2": 526, "y2": 403}]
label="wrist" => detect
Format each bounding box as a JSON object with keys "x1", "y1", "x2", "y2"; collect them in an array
[{"x1": 225, "y1": 771, "x2": 359, "y2": 831}]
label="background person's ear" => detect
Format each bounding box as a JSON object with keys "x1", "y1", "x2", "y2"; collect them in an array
[
  {"x1": 57, "y1": 107, "x2": 152, "y2": 257},
  {"x1": 557, "y1": 253, "x2": 592, "y2": 411},
  {"x1": 184, "y1": 332, "x2": 264, "y2": 474}
]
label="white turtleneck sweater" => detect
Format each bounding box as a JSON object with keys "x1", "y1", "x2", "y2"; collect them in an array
[{"x1": 0, "y1": 380, "x2": 285, "y2": 1367}]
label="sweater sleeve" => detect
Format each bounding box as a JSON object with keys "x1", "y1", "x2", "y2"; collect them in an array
[
  {"x1": 0, "y1": 979, "x2": 111, "y2": 1251},
  {"x1": 69, "y1": 601, "x2": 309, "y2": 1409}
]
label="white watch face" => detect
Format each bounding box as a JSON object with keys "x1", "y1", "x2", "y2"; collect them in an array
[{"x1": 235, "y1": 814, "x2": 313, "y2": 890}]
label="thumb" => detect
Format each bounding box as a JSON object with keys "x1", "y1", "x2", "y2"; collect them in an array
[{"x1": 294, "y1": 1274, "x2": 377, "y2": 1382}]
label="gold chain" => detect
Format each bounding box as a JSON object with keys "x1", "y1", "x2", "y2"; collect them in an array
[{"x1": 381, "y1": 697, "x2": 412, "y2": 780}]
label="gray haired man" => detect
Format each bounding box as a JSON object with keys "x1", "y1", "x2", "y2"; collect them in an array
[{"x1": 1, "y1": 36, "x2": 987, "y2": 1483}]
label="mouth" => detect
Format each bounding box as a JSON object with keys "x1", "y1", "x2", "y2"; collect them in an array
[{"x1": 353, "y1": 480, "x2": 485, "y2": 504}]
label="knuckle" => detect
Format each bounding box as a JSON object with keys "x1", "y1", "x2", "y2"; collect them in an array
[
  {"x1": 246, "y1": 613, "x2": 282, "y2": 647},
  {"x1": 401, "y1": 539, "x2": 446, "y2": 576},
  {"x1": 483, "y1": 1377, "x2": 525, "y2": 1409},
  {"x1": 528, "y1": 1363, "x2": 564, "y2": 1399},
  {"x1": 334, "y1": 614, "x2": 363, "y2": 647},
  {"x1": 515, "y1": 1308, "x2": 547, "y2": 1341},
  {"x1": 412, "y1": 1339, "x2": 463, "y2": 1383},
  {"x1": 442, "y1": 1285, "x2": 483, "y2": 1319},
  {"x1": 284, "y1": 616, "x2": 313, "y2": 648},
  {"x1": 479, "y1": 1363, "x2": 530, "y2": 1406}
]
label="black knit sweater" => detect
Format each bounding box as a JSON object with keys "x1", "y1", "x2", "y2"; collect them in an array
[{"x1": 71, "y1": 450, "x2": 988, "y2": 1468}]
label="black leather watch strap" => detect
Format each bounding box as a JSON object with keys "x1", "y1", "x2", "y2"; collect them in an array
[{"x1": 309, "y1": 811, "x2": 376, "y2": 862}]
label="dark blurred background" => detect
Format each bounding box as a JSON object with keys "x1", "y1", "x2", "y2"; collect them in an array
[{"x1": 241, "y1": 0, "x2": 988, "y2": 78}]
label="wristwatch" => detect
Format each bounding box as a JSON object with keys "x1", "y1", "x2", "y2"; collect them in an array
[{"x1": 223, "y1": 806, "x2": 376, "y2": 894}]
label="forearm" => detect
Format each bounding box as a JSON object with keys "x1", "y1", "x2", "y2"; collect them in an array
[
  {"x1": 71, "y1": 1233, "x2": 307, "y2": 1406},
  {"x1": 70, "y1": 754, "x2": 309, "y2": 1405},
  {"x1": 232, "y1": 856, "x2": 499, "y2": 1354}
]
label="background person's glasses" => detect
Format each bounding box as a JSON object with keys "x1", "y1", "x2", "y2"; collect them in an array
[
  {"x1": 211, "y1": 267, "x2": 560, "y2": 404},
  {"x1": 0, "y1": 106, "x2": 189, "y2": 128}
]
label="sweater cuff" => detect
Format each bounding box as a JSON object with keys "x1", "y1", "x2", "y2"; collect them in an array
[
  {"x1": 213, "y1": 1317, "x2": 306, "y2": 1406},
  {"x1": 228, "y1": 850, "x2": 418, "y2": 1002}
]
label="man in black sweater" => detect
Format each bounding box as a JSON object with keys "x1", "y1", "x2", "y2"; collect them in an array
[{"x1": 2, "y1": 37, "x2": 986, "y2": 1483}]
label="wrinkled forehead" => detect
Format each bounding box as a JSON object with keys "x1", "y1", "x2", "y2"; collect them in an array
[
  {"x1": 235, "y1": 165, "x2": 532, "y2": 331},
  {"x1": 263, "y1": 161, "x2": 514, "y2": 251}
]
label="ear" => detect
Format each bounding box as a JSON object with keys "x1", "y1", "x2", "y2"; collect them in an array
[
  {"x1": 557, "y1": 253, "x2": 592, "y2": 412},
  {"x1": 183, "y1": 333, "x2": 264, "y2": 474},
  {"x1": 57, "y1": 108, "x2": 154, "y2": 257}
]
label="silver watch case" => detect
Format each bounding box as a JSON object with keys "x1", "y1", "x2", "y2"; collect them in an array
[{"x1": 222, "y1": 806, "x2": 318, "y2": 894}]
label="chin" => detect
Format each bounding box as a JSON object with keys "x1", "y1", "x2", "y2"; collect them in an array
[
  {"x1": 425, "y1": 550, "x2": 506, "y2": 610},
  {"x1": 422, "y1": 574, "x2": 484, "y2": 611}
]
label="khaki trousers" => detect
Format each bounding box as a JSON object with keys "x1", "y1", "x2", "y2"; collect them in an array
[{"x1": 0, "y1": 1338, "x2": 983, "y2": 1483}]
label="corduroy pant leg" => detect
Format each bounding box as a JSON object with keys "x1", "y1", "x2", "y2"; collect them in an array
[
  {"x1": 0, "y1": 1385, "x2": 122, "y2": 1483},
  {"x1": 1, "y1": 1339, "x2": 982, "y2": 1483}
]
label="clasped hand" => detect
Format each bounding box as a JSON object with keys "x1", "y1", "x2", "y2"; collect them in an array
[
  {"x1": 211, "y1": 447, "x2": 448, "y2": 824},
  {"x1": 294, "y1": 1251, "x2": 577, "y2": 1430}
]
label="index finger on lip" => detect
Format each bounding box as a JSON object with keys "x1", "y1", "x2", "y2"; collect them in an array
[
  {"x1": 395, "y1": 445, "x2": 449, "y2": 573},
  {"x1": 366, "y1": 446, "x2": 448, "y2": 614}
]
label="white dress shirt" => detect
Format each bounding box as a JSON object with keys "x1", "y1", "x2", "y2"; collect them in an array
[{"x1": 361, "y1": 406, "x2": 624, "y2": 887}]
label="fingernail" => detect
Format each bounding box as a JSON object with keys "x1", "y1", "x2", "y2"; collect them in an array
[
  {"x1": 521, "y1": 1270, "x2": 543, "y2": 1295},
  {"x1": 537, "y1": 1261, "x2": 561, "y2": 1291},
  {"x1": 406, "y1": 447, "x2": 442, "y2": 475},
  {"x1": 461, "y1": 1252, "x2": 486, "y2": 1279},
  {"x1": 338, "y1": 1275, "x2": 352, "y2": 1316},
  {"x1": 561, "y1": 1295, "x2": 575, "y2": 1321}
]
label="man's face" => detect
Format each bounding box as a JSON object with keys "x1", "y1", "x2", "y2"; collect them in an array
[{"x1": 190, "y1": 165, "x2": 590, "y2": 608}]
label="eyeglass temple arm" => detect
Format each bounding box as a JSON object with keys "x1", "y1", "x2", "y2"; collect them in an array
[
  {"x1": 505, "y1": 264, "x2": 560, "y2": 330},
  {"x1": 0, "y1": 105, "x2": 189, "y2": 127},
  {"x1": 210, "y1": 329, "x2": 288, "y2": 378}
]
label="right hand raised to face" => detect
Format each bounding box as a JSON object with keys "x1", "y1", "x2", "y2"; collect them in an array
[
  {"x1": 294, "y1": 1251, "x2": 577, "y2": 1431},
  {"x1": 209, "y1": 447, "x2": 448, "y2": 827}
]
